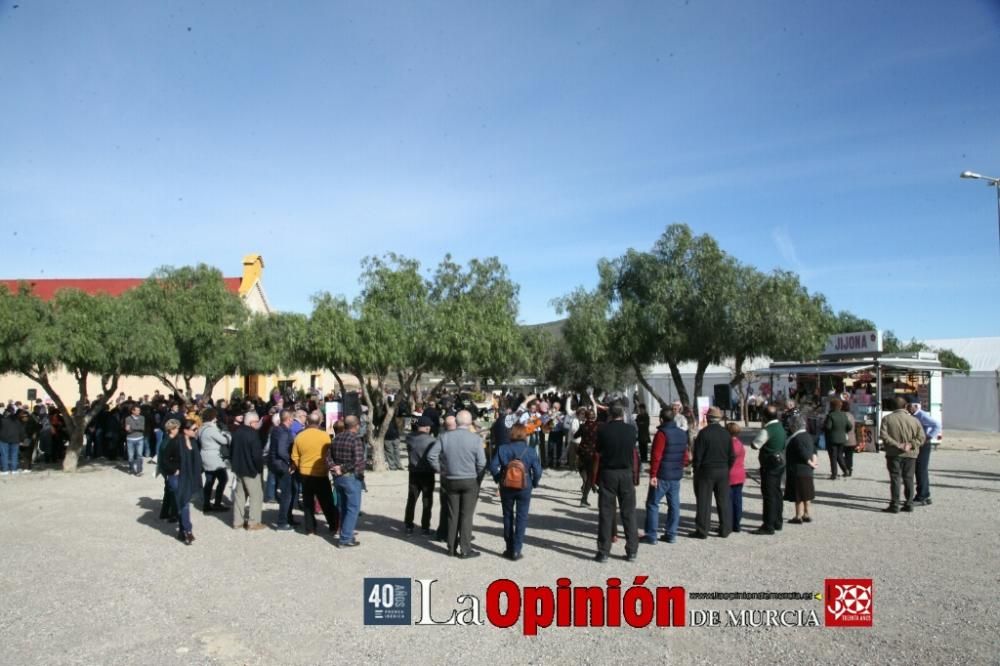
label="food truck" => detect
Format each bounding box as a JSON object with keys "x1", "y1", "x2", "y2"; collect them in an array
[{"x1": 767, "y1": 330, "x2": 947, "y2": 450}]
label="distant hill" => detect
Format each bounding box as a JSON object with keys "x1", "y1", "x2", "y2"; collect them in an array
[{"x1": 523, "y1": 319, "x2": 566, "y2": 341}]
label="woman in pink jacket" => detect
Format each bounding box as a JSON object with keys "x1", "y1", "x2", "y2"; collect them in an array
[{"x1": 727, "y1": 422, "x2": 747, "y2": 532}]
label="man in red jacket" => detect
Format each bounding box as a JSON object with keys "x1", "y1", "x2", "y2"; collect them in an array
[{"x1": 642, "y1": 407, "x2": 690, "y2": 544}]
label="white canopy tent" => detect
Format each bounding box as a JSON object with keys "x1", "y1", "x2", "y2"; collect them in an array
[{"x1": 924, "y1": 337, "x2": 1000, "y2": 432}]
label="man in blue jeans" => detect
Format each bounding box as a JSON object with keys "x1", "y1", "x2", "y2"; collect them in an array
[
  {"x1": 907, "y1": 400, "x2": 941, "y2": 506},
  {"x1": 327, "y1": 415, "x2": 365, "y2": 547},
  {"x1": 267, "y1": 410, "x2": 297, "y2": 530},
  {"x1": 642, "y1": 407, "x2": 689, "y2": 544}
]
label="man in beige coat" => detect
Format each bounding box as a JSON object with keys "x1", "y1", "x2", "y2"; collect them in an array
[{"x1": 879, "y1": 397, "x2": 925, "y2": 513}]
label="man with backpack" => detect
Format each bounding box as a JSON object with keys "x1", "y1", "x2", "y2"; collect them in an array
[
  {"x1": 404, "y1": 416, "x2": 438, "y2": 536},
  {"x1": 489, "y1": 423, "x2": 542, "y2": 560}
]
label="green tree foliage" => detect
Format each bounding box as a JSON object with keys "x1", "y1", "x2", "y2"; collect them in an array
[
  {"x1": 427, "y1": 255, "x2": 521, "y2": 387},
  {"x1": 240, "y1": 312, "x2": 310, "y2": 377},
  {"x1": 0, "y1": 284, "x2": 176, "y2": 471},
  {"x1": 883, "y1": 331, "x2": 972, "y2": 373},
  {"x1": 133, "y1": 264, "x2": 249, "y2": 398},
  {"x1": 306, "y1": 253, "x2": 522, "y2": 471},
  {"x1": 554, "y1": 285, "x2": 640, "y2": 397},
  {"x1": 559, "y1": 223, "x2": 833, "y2": 407},
  {"x1": 827, "y1": 310, "x2": 877, "y2": 335}
]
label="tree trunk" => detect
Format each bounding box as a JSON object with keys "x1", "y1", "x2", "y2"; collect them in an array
[
  {"x1": 330, "y1": 369, "x2": 346, "y2": 398},
  {"x1": 203, "y1": 376, "x2": 220, "y2": 401},
  {"x1": 666, "y1": 360, "x2": 690, "y2": 407},
  {"x1": 183, "y1": 375, "x2": 194, "y2": 398},
  {"x1": 354, "y1": 370, "x2": 388, "y2": 473},
  {"x1": 729, "y1": 354, "x2": 747, "y2": 426},
  {"x1": 693, "y1": 358, "x2": 709, "y2": 404},
  {"x1": 155, "y1": 374, "x2": 183, "y2": 396},
  {"x1": 429, "y1": 376, "x2": 449, "y2": 396},
  {"x1": 629, "y1": 358, "x2": 669, "y2": 408},
  {"x1": 63, "y1": 419, "x2": 86, "y2": 471},
  {"x1": 369, "y1": 403, "x2": 399, "y2": 473}
]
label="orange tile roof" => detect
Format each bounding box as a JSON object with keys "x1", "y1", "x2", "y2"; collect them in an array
[{"x1": 0, "y1": 277, "x2": 242, "y2": 300}]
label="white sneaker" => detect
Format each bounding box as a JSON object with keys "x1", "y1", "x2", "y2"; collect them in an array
[
  {"x1": 20, "y1": 469, "x2": 30, "y2": 474},
  {"x1": 3, "y1": 471, "x2": 10, "y2": 477}
]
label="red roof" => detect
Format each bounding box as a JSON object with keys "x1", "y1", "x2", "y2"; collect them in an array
[{"x1": 0, "y1": 277, "x2": 242, "y2": 300}]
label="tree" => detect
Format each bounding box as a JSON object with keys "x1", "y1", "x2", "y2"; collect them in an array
[
  {"x1": 883, "y1": 331, "x2": 972, "y2": 374},
  {"x1": 555, "y1": 284, "x2": 646, "y2": 399},
  {"x1": 426, "y1": 255, "x2": 522, "y2": 390},
  {"x1": 828, "y1": 310, "x2": 877, "y2": 335},
  {"x1": 0, "y1": 285, "x2": 176, "y2": 471},
  {"x1": 133, "y1": 264, "x2": 249, "y2": 399},
  {"x1": 725, "y1": 267, "x2": 830, "y2": 423},
  {"x1": 240, "y1": 311, "x2": 310, "y2": 377},
  {"x1": 305, "y1": 254, "x2": 523, "y2": 471}
]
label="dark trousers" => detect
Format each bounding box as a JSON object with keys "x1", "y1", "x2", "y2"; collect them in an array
[
  {"x1": 843, "y1": 446, "x2": 855, "y2": 473},
  {"x1": 203, "y1": 468, "x2": 228, "y2": 508},
  {"x1": 443, "y1": 477, "x2": 479, "y2": 556},
  {"x1": 596, "y1": 468, "x2": 638, "y2": 556},
  {"x1": 887, "y1": 456, "x2": 916, "y2": 507},
  {"x1": 694, "y1": 467, "x2": 731, "y2": 537},
  {"x1": 915, "y1": 440, "x2": 932, "y2": 501},
  {"x1": 405, "y1": 470, "x2": 435, "y2": 529},
  {"x1": 301, "y1": 475, "x2": 339, "y2": 534},
  {"x1": 578, "y1": 465, "x2": 593, "y2": 504},
  {"x1": 546, "y1": 431, "x2": 564, "y2": 468},
  {"x1": 638, "y1": 438, "x2": 650, "y2": 464},
  {"x1": 500, "y1": 488, "x2": 532, "y2": 555},
  {"x1": 730, "y1": 483, "x2": 743, "y2": 531},
  {"x1": 535, "y1": 431, "x2": 547, "y2": 468},
  {"x1": 159, "y1": 478, "x2": 178, "y2": 520},
  {"x1": 167, "y1": 475, "x2": 192, "y2": 534},
  {"x1": 827, "y1": 443, "x2": 847, "y2": 477},
  {"x1": 436, "y1": 485, "x2": 449, "y2": 539},
  {"x1": 271, "y1": 465, "x2": 295, "y2": 526},
  {"x1": 760, "y1": 458, "x2": 785, "y2": 531}
]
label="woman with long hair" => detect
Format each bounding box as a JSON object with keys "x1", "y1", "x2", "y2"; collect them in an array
[
  {"x1": 161, "y1": 419, "x2": 203, "y2": 545},
  {"x1": 489, "y1": 424, "x2": 542, "y2": 560}
]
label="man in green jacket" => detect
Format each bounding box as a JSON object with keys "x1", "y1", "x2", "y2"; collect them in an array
[
  {"x1": 823, "y1": 398, "x2": 852, "y2": 480},
  {"x1": 879, "y1": 397, "x2": 925, "y2": 513}
]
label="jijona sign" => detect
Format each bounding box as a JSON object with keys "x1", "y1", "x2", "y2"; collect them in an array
[{"x1": 821, "y1": 330, "x2": 883, "y2": 357}]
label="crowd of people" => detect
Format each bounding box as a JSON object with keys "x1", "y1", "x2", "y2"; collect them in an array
[{"x1": 0, "y1": 386, "x2": 941, "y2": 562}]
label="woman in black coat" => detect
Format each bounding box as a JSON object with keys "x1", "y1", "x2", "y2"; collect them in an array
[
  {"x1": 160, "y1": 419, "x2": 203, "y2": 545},
  {"x1": 783, "y1": 415, "x2": 818, "y2": 524}
]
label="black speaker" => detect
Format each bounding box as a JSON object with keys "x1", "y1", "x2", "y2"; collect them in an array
[
  {"x1": 343, "y1": 391, "x2": 362, "y2": 418},
  {"x1": 713, "y1": 384, "x2": 732, "y2": 409}
]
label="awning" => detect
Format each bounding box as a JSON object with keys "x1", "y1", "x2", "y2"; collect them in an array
[
  {"x1": 766, "y1": 363, "x2": 874, "y2": 375},
  {"x1": 769, "y1": 357, "x2": 956, "y2": 375}
]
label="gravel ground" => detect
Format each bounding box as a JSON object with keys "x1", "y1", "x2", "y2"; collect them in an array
[{"x1": 1, "y1": 438, "x2": 998, "y2": 666}]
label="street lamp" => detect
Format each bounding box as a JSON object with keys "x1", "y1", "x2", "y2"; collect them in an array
[{"x1": 960, "y1": 170, "x2": 1000, "y2": 254}]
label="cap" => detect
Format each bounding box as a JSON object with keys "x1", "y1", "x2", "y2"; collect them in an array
[{"x1": 416, "y1": 415, "x2": 434, "y2": 428}]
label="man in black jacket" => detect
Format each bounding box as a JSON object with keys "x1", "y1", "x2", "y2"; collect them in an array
[
  {"x1": 594, "y1": 403, "x2": 639, "y2": 562},
  {"x1": 404, "y1": 416, "x2": 438, "y2": 535},
  {"x1": 231, "y1": 411, "x2": 265, "y2": 530},
  {"x1": 690, "y1": 407, "x2": 735, "y2": 539},
  {"x1": 268, "y1": 410, "x2": 297, "y2": 531},
  {"x1": 0, "y1": 410, "x2": 27, "y2": 475}
]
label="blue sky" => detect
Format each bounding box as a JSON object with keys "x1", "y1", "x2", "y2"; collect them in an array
[{"x1": 2, "y1": 1, "x2": 999, "y2": 339}]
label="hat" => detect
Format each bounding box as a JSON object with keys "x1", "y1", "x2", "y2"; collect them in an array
[
  {"x1": 707, "y1": 406, "x2": 723, "y2": 420},
  {"x1": 416, "y1": 415, "x2": 434, "y2": 428}
]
